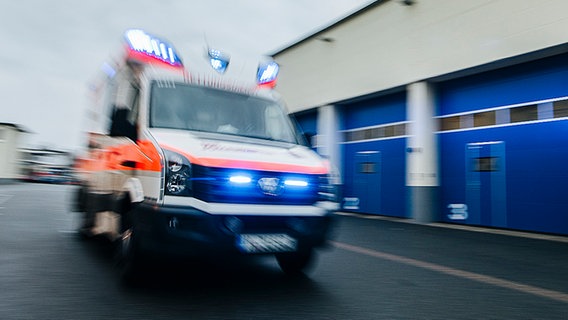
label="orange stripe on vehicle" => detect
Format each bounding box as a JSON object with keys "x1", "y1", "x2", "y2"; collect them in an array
[
  {"x1": 104, "y1": 141, "x2": 162, "y2": 172},
  {"x1": 136, "y1": 139, "x2": 162, "y2": 172},
  {"x1": 196, "y1": 158, "x2": 328, "y2": 174},
  {"x1": 161, "y1": 144, "x2": 328, "y2": 174},
  {"x1": 77, "y1": 138, "x2": 162, "y2": 173}
]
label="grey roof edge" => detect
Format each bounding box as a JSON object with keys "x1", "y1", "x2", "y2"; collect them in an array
[{"x1": 269, "y1": 0, "x2": 385, "y2": 57}]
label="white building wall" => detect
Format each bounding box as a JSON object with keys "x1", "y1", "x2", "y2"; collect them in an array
[
  {"x1": 274, "y1": 0, "x2": 568, "y2": 113},
  {"x1": 0, "y1": 126, "x2": 21, "y2": 180}
]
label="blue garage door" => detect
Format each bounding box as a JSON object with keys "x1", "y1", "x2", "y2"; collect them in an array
[
  {"x1": 439, "y1": 53, "x2": 568, "y2": 235},
  {"x1": 341, "y1": 91, "x2": 408, "y2": 217}
]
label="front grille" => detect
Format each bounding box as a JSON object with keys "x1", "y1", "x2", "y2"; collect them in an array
[{"x1": 190, "y1": 165, "x2": 320, "y2": 205}]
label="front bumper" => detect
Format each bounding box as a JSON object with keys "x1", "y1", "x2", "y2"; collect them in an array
[{"x1": 132, "y1": 201, "x2": 335, "y2": 258}]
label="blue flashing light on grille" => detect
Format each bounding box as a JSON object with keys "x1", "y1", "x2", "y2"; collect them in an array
[
  {"x1": 208, "y1": 49, "x2": 230, "y2": 74},
  {"x1": 257, "y1": 61, "x2": 279, "y2": 87},
  {"x1": 229, "y1": 175, "x2": 252, "y2": 184},
  {"x1": 124, "y1": 29, "x2": 182, "y2": 67},
  {"x1": 284, "y1": 179, "x2": 308, "y2": 187},
  {"x1": 190, "y1": 165, "x2": 320, "y2": 204}
]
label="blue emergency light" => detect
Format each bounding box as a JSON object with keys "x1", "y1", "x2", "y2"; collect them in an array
[
  {"x1": 257, "y1": 61, "x2": 279, "y2": 87},
  {"x1": 208, "y1": 49, "x2": 230, "y2": 74},
  {"x1": 284, "y1": 179, "x2": 309, "y2": 187},
  {"x1": 124, "y1": 29, "x2": 183, "y2": 67},
  {"x1": 229, "y1": 175, "x2": 252, "y2": 184}
]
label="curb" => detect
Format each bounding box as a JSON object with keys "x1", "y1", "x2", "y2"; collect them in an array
[{"x1": 335, "y1": 211, "x2": 568, "y2": 243}]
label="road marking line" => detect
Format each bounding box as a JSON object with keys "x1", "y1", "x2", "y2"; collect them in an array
[
  {"x1": 332, "y1": 241, "x2": 568, "y2": 304},
  {"x1": 0, "y1": 194, "x2": 11, "y2": 215},
  {"x1": 58, "y1": 230, "x2": 78, "y2": 234},
  {"x1": 0, "y1": 194, "x2": 14, "y2": 205}
]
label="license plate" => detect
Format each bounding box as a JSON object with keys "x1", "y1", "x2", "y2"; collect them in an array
[{"x1": 237, "y1": 234, "x2": 297, "y2": 253}]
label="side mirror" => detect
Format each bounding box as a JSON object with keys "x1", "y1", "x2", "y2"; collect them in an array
[{"x1": 109, "y1": 108, "x2": 138, "y2": 141}]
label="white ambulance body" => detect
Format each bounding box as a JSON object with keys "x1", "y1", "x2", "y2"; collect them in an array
[{"x1": 74, "y1": 29, "x2": 338, "y2": 278}]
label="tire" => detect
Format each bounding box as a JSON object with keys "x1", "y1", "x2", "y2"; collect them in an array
[
  {"x1": 76, "y1": 190, "x2": 95, "y2": 240},
  {"x1": 115, "y1": 203, "x2": 145, "y2": 284},
  {"x1": 76, "y1": 220, "x2": 93, "y2": 240},
  {"x1": 275, "y1": 248, "x2": 314, "y2": 275},
  {"x1": 116, "y1": 227, "x2": 144, "y2": 283}
]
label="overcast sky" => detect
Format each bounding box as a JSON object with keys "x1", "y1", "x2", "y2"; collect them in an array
[{"x1": 0, "y1": 0, "x2": 373, "y2": 151}]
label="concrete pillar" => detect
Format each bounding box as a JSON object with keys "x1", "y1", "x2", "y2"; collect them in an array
[
  {"x1": 317, "y1": 105, "x2": 342, "y2": 185},
  {"x1": 406, "y1": 82, "x2": 440, "y2": 222}
]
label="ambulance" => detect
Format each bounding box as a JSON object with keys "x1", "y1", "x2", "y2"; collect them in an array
[{"x1": 73, "y1": 29, "x2": 338, "y2": 279}]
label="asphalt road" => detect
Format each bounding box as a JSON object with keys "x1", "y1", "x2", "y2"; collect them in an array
[{"x1": 1, "y1": 183, "x2": 567, "y2": 319}]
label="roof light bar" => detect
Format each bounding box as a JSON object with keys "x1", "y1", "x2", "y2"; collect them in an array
[
  {"x1": 208, "y1": 49, "x2": 230, "y2": 74},
  {"x1": 257, "y1": 61, "x2": 279, "y2": 88},
  {"x1": 124, "y1": 29, "x2": 183, "y2": 67}
]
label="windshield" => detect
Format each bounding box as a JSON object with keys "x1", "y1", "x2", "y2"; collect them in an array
[{"x1": 149, "y1": 82, "x2": 301, "y2": 144}]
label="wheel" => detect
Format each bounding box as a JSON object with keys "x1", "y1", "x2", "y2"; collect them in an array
[
  {"x1": 115, "y1": 204, "x2": 145, "y2": 284},
  {"x1": 73, "y1": 186, "x2": 87, "y2": 212},
  {"x1": 275, "y1": 249, "x2": 314, "y2": 275},
  {"x1": 76, "y1": 190, "x2": 95, "y2": 240},
  {"x1": 116, "y1": 227, "x2": 144, "y2": 283},
  {"x1": 77, "y1": 209, "x2": 96, "y2": 237}
]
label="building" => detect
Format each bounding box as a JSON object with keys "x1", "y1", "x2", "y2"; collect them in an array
[
  {"x1": 272, "y1": 0, "x2": 568, "y2": 235},
  {"x1": 0, "y1": 123, "x2": 29, "y2": 182},
  {"x1": 19, "y1": 148, "x2": 75, "y2": 184}
]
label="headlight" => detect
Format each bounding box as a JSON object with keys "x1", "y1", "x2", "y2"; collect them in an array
[{"x1": 164, "y1": 150, "x2": 192, "y2": 196}]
